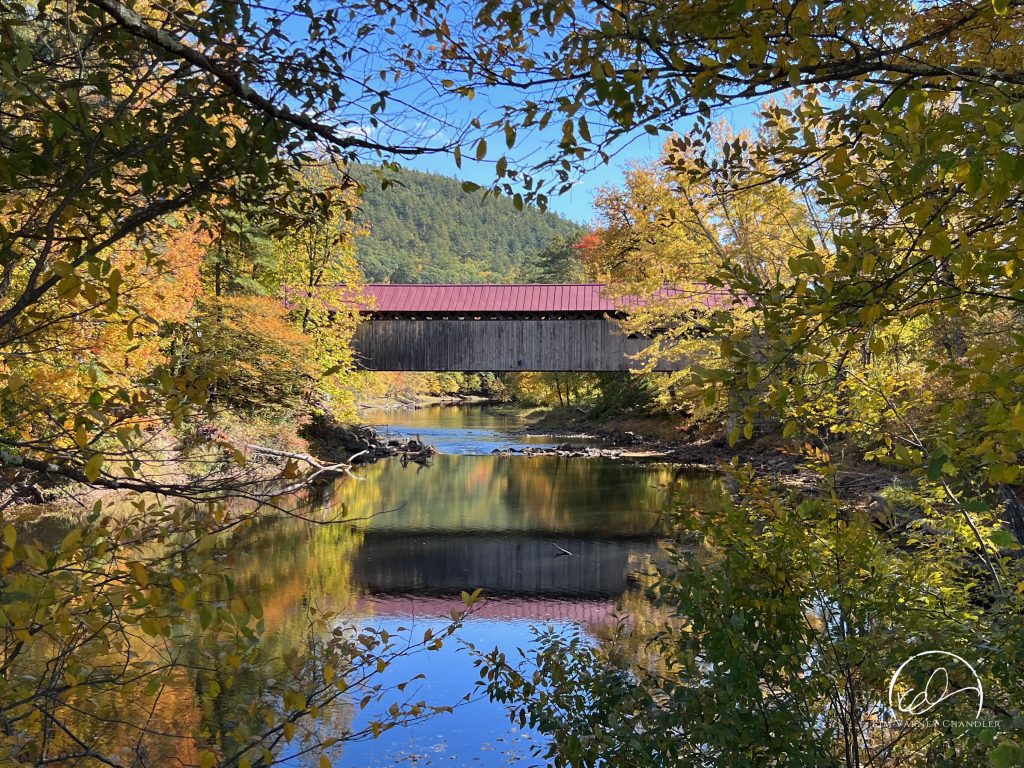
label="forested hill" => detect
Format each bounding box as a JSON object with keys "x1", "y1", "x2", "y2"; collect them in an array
[{"x1": 351, "y1": 165, "x2": 581, "y2": 283}]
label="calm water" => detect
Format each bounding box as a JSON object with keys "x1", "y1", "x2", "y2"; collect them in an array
[
  {"x1": 362, "y1": 403, "x2": 602, "y2": 454},
  {"x1": 36, "y1": 406, "x2": 720, "y2": 766},
  {"x1": 247, "y1": 406, "x2": 717, "y2": 767}
]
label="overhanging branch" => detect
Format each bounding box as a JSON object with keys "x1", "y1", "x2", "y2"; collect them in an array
[{"x1": 83, "y1": 0, "x2": 448, "y2": 158}]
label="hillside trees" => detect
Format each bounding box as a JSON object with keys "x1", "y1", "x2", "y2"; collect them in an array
[
  {"x1": 351, "y1": 165, "x2": 581, "y2": 283},
  {"x1": 520, "y1": 235, "x2": 588, "y2": 283}
]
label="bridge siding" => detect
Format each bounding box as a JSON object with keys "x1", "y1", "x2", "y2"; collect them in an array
[{"x1": 353, "y1": 318, "x2": 683, "y2": 372}]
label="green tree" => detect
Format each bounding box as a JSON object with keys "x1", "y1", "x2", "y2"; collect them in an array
[
  {"x1": 482, "y1": 469, "x2": 1024, "y2": 768},
  {"x1": 278, "y1": 162, "x2": 364, "y2": 418},
  {"x1": 522, "y1": 235, "x2": 588, "y2": 283},
  {"x1": 351, "y1": 164, "x2": 580, "y2": 283}
]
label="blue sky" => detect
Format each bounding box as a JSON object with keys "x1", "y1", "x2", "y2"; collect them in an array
[
  {"x1": 395, "y1": 99, "x2": 760, "y2": 224},
  {"x1": 339, "y1": 23, "x2": 764, "y2": 225},
  {"x1": 274, "y1": 4, "x2": 673, "y2": 226},
  {"x1": 277, "y1": 2, "x2": 763, "y2": 226},
  {"x1": 353, "y1": 81, "x2": 762, "y2": 225},
  {"x1": 399, "y1": 131, "x2": 665, "y2": 225}
]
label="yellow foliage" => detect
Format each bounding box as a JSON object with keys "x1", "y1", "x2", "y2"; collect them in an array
[{"x1": 2, "y1": 217, "x2": 208, "y2": 447}]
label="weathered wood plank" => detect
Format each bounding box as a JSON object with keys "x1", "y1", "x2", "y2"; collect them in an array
[{"x1": 352, "y1": 319, "x2": 685, "y2": 372}]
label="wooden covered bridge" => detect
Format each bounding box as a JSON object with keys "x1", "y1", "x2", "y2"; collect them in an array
[{"x1": 352, "y1": 283, "x2": 693, "y2": 372}]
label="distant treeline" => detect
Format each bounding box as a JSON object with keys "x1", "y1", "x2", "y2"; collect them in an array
[{"x1": 351, "y1": 164, "x2": 582, "y2": 283}]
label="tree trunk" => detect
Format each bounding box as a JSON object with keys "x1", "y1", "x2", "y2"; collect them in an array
[{"x1": 1000, "y1": 484, "x2": 1024, "y2": 546}]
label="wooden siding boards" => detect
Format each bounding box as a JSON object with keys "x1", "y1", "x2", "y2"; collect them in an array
[{"x1": 352, "y1": 318, "x2": 685, "y2": 372}]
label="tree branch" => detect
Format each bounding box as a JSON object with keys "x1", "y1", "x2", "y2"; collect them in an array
[{"x1": 83, "y1": 0, "x2": 448, "y2": 157}]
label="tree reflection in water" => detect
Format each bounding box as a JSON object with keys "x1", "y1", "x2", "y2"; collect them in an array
[{"x1": 10, "y1": 451, "x2": 712, "y2": 766}]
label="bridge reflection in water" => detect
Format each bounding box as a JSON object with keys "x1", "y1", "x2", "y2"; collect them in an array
[
  {"x1": 357, "y1": 594, "x2": 623, "y2": 625},
  {"x1": 323, "y1": 450, "x2": 721, "y2": 767},
  {"x1": 313, "y1": 452, "x2": 723, "y2": 627},
  {"x1": 353, "y1": 531, "x2": 659, "y2": 598},
  {"x1": 221, "y1": 415, "x2": 728, "y2": 768}
]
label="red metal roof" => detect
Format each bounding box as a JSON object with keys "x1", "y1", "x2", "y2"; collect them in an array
[{"x1": 359, "y1": 283, "x2": 730, "y2": 314}]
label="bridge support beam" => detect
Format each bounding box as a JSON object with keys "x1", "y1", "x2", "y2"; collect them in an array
[{"x1": 352, "y1": 318, "x2": 684, "y2": 372}]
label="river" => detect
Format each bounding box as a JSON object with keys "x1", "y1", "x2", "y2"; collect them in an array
[
  {"x1": 266, "y1": 405, "x2": 714, "y2": 767},
  {"x1": 30, "y1": 406, "x2": 721, "y2": 766}
]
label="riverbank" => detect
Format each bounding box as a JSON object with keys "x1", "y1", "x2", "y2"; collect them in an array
[
  {"x1": 2, "y1": 413, "x2": 431, "y2": 511},
  {"x1": 512, "y1": 406, "x2": 905, "y2": 505},
  {"x1": 511, "y1": 407, "x2": 757, "y2": 467}
]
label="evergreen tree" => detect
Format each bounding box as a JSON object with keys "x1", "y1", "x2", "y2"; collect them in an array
[{"x1": 351, "y1": 165, "x2": 580, "y2": 283}]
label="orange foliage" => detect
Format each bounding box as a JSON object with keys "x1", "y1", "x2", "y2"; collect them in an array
[
  {"x1": 187, "y1": 294, "x2": 316, "y2": 412},
  {"x1": 2, "y1": 216, "x2": 209, "y2": 445},
  {"x1": 96, "y1": 217, "x2": 208, "y2": 380}
]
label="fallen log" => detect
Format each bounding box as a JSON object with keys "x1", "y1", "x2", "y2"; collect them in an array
[{"x1": 241, "y1": 443, "x2": 367, "y2": 482}]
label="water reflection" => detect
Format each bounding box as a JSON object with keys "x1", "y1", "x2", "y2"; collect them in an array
[
  {"x1": 335, "y1": 618, "x2": 550, "y2": 768},
  {"x1": 24, "y1": 409, "x2": 723, "y2": 767},
  {"x1": 243, "y1": 453, "x2": 718, "y2": 767},
  {"x1": 339, "y1": 454, "x2": 674, "y2": 535}
]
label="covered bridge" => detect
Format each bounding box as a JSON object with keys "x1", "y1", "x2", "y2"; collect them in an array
[{"x1": 352, "y1": 283, "x2": 696, "y2": 372}]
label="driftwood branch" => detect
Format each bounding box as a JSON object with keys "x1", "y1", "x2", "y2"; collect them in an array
[
  {"x1": 0, "y1": 451, "x2": 258, "y2": 503},
  {"x1": 241, "y1": 444, "x2": 367, "y2": 482},
  {"x1": 0, "y1": 440, "x2": 367, "y2": 512}
]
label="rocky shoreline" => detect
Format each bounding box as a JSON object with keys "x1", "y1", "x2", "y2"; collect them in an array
[
  {"x1": 323, "y1": 408, "x2": 801, "y2": 473},
  {"x1": 492, "y1": 432, "x2": 803, "y2": 472},
  {"x1": 507, "y1": 421, "x2": 903, "y2": 503},
  {"x1": 300, "y1": 417, "x2": 436, "y2": 467}
]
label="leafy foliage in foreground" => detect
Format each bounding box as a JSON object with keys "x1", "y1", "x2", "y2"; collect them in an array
[
  {"x1": 5, "y1": 0, "x2": 1024, "y2": 763},
  {"x1": 481, "y1": 469, "x2": 1024, "y2": 768}
]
